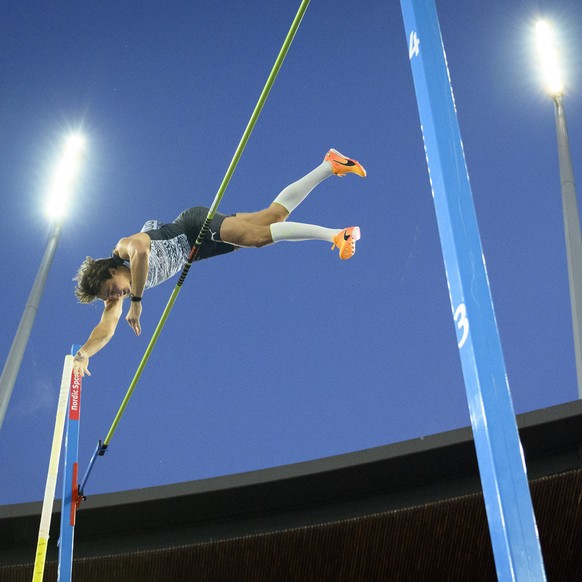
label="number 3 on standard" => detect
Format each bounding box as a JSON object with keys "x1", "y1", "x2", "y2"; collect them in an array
[{"x1": 454, "y1": 303, "x2": 469, "y2": 349}]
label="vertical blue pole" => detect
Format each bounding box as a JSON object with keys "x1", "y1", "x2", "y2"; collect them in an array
[
  {"x1": 57, "y1": 345, "x2": 83, "y2": 582},
  {"x1": 400, "y1": 1, "x2": 546, "y2": 580}
]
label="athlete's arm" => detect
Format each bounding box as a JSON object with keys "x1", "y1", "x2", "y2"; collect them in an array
[
  {"x1": 115, "y1": 233, "x2": 150, "y2": 336},
  {"x1": 73, "y1": 298, "x2": 124, "y2": 377}
]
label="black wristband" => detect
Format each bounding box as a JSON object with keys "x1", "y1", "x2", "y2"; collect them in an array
[{"x1": 131, "y1": 296, "x2": 142, "y2": 302}]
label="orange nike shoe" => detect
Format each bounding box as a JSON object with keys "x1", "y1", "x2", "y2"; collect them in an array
[
  {"x1": 331, "y1": 226, "x2": 361, "y2": 260},
  {"x1": 324, "y1": 149, "x2": 367, "y2": 177}
]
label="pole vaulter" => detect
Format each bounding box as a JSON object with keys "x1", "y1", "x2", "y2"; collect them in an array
[{"x1": 79, "y1": 0, "x2": 312, "y2": 497}]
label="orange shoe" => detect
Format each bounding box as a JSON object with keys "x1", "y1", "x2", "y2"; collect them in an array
[
  {"x1": 332, "y1": 227, "x2": 361, "y2": 260},
  {"x1": 324, "y1": 149, "x2": 367, "y2": 177}
]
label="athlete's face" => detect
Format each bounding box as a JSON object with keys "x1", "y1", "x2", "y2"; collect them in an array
[{"x1": 97, "y1": 268, "x2": 131, "y2": 301}]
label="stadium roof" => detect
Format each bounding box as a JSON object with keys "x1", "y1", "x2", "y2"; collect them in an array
[{"x1": 2, "y1": 399, "x2": 581, "y2": 580}]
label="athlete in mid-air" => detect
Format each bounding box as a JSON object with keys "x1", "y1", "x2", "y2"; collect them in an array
[{"x1": 72, "y1": 149, "x2": 366, "y2": 377}]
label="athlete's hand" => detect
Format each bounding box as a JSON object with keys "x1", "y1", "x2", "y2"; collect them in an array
[
  {"x1": 126, "y1": 301, "x2": 142, "y2": 336},
  {"x1": 73, "y1": 350, "x2": 91, "y2": 377}
]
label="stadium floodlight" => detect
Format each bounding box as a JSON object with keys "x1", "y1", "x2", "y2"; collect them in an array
[
  {"x1": 45, "y1": 133, "x2": 86, "y2": 220},
  {"x1": 535, "y1": 21, "x2": 582, "y2": 398},
  {"x1": 535, "y1": 20, "x2": 564, "y2": 97},
  {"x1": 0, "y1": 133, "x2": 87, "y2": 428}
]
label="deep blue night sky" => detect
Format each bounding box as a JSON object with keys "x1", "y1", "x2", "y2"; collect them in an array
[{"x1": 1, "y1": 0, "x2": 581, "y2": 504}]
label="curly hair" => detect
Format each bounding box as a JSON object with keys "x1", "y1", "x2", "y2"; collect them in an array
[{"x1": 73, "y1": 257, "x2": 118, "y2": 303}]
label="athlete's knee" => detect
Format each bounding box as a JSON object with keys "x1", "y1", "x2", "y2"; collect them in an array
[
  {"x1": 249, "y1": 225, "x2": 273, "y2": 248},
  {"x1": 268, "y1": 202, "x2": 289, "y2": 222}
]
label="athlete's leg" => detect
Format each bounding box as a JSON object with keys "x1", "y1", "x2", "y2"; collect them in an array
[
  {"x1": 271, "y1": 161, "x2": 333, "y2": 214},
  {"x1": 219, "y1": 149, "x2": 366, "y2": 258},
  {"x1": 219, "y1": 158, "x2": 334, "y2": 245},
  {"x1": 232, "y1": 160, "x2": 333, "y2": 228},
  {"x1": 220, "y1": 218, "x2": 360, "y2": 260},
  {"x1": 226, "y1": 149, "x2": 366, "y2": 228},
  {"x1": 220, "y1": 215, "x2": 340, "y2": 248},
  {"x1": 271, "y1": 223, "x2": 361, "y2": 260},
  {"x1": 269, "y1": 149, "x2": 366, "y2": 214}
]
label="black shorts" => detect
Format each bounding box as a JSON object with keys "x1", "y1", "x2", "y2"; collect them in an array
[{"x1": 146, "y1": 206, "x2": 238, "y2": 261}]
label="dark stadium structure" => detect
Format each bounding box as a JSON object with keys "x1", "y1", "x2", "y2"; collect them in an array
[{"x1": 1, "y1": 400, "x2": 581, "y2": 581}]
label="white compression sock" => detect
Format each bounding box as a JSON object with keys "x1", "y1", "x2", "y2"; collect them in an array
[
  {"x1": 272, "y1": 161, "x2": 333, "y2": 214},
  {"x1": 270, "y1": 222, "x2": 339, "y2": 243}
]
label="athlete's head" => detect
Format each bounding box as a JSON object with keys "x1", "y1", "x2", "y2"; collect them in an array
[{"x1": 74, "y1": 257, "x2": 120, "y2": 303}]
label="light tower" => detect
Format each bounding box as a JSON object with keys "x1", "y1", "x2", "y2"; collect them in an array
[
  {"x1": 0, "y1": 134, "x2": 86, "y2": 427},
  {"x1": 536, "y1": 20, "x2": 582, "y2": 398}
]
